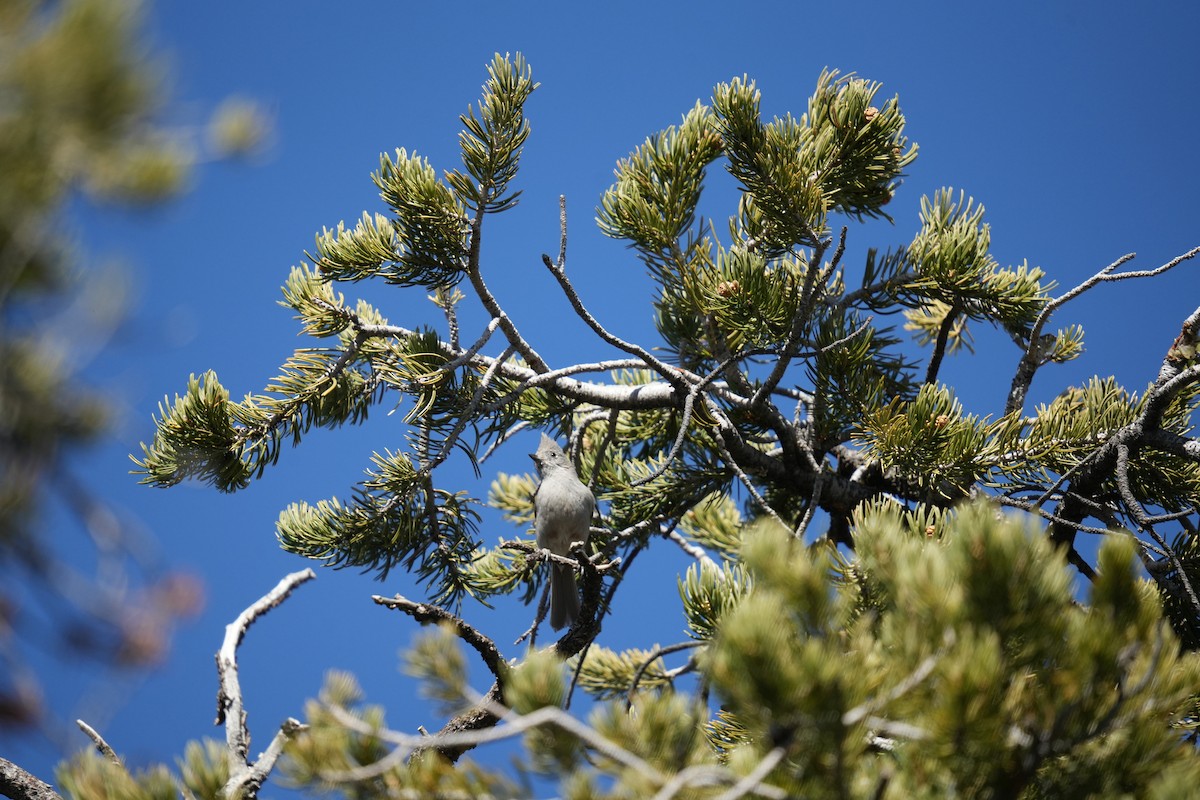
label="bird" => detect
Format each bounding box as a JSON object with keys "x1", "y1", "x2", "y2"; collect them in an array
[{"x1": 530, "y1": 433, "x2": 595, "y2": 630}]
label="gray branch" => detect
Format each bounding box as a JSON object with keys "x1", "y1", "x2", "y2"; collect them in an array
[
  {"x1": 217, "y1": 568, "x2": 315, "y2": 798},
  {"x1": 0, "y1": 758, "x2": 63, "y2": 800}
]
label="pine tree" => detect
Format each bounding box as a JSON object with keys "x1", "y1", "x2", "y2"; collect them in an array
[
  {"x1": 1, "y1": 0, "x2": 200, "y2": 743},
  {"x1": 9, "y1": 52, "x2": 1199, "y2": 799},
  {"x1": 0, "y1": 0, "x2": 269, "y2": 762}
]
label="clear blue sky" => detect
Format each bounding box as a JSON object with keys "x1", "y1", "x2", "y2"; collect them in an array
[{"x1": 14, "y1": 0, "x2": 1200, "y2": 790}]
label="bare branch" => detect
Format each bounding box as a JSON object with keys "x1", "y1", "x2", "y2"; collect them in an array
[
  {"x1": 707, "y1": 406, "x2": 791, "y2": 530},
  {"x1": 667, "y1": 528, "x2": 723, "y2": 575},
  {"x1": 373, "y1": 594, "x2": 506, "y2": 682},
  {"x1": 465, "y1": 206, "x2": 550, "y2": 372},
  {"x1": 996, "y1": 495, "x2": 1114, "y2": 536},
  {"x1": 625, "y1": 641, "x2": 703, "y2": 709},
  {"x1": 1114, "y1": 442, "x2": 1200, "y2": 620},
  {"x1": 432, "y1": 286, "x2": 463, "y2": 351},
  {"x1": 481, "y1": 358, "x2": 650, "y2": 415},
  {"x1": 420, "y1": 343, "x2": 516, "y2": 474},
  {"x1": 749, "y1": 233, "x2": 837, "y2": 410},
  {"x1": 630, "y1": 383, "x2": 703, "y2": 488},
  {"x1": 314, "y1": 300, "x2": 688, "y2": 414},
  {"x1": 216, "y1": 568, "x2": 315, "y2": 797},
  {"x1": 1007, "y1": 248, "x2": 1200, "y2": 414},
  {"x1": 1159, "y1": 304, "x2": 1200, "y2": 382},
  {"x1": 844, "y1": 629, "x2": 953, "y2": 727},
  {"x1": 556, "y1": 193, "x2": 568, "y2": 267},
  {"x1": 541, "y1": 251, "x2": 686, "y2": 389},
  {"x1": 76, "y1": 719, "x2": 122, "y2": 767},
  {"x1": 585, "y1": 407, "x2": 622, "y2": 496},
  {"x1": 924, "y1": 305, "x2": 960, "y2": 386},
  {"x1": 541, "y1": 198, "x2": 689, "y2": 391},
  {"x1": 439, "y1": 315, "x2": 501, "y2": 372},
  {"x1": 711, "y1": 747, "x2": 788, "y2": 800},
  {"x1": 323, "y1": 699, "x2": 787, "y2": 800},
  {"x1": 0, "y1": 757, "x2": 63, "y2": 800},
  {"x1": 793, "y1": 472, "x2": 825, "y2": 539},
  {"x1": 235, "y1": 718, "x2": 308, "y2": 797}
]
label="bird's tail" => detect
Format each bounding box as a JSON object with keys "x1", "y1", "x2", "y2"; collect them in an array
[{"x1": 549, "y1": 562, "x2": 580, "y2": 630}]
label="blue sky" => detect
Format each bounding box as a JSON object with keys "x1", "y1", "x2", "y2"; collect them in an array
[{"x1": 13, "y1": 0, "x2": 1200, "y2": 790}]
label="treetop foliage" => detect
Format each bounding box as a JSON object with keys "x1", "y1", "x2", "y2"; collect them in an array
[{"x1": 50, "y1": 50, "x2": 1200, "y2": 798}]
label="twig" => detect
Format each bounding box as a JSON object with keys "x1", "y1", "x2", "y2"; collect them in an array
[
  {"x1": 434, "y1": 286, "x2": 462, "y2": 351},
  {"x1": 924, "y1": 305, "x2": 960, "y2": 386},
  {"x1": 708, "y1": 413, "x2": 791, "y2": 531},
  {"x1": 994, "y1": 495, "x2": 1104, "y2": 580},
  {"x1": 626, "y1": 641, "x2": 704, "y2": 709},
  {"x1": 1028, "y1": 441, "x2": 1107, "y2": 510},
  {"x1": 464, "y1": 205, "x2": 550, "y2": 372},
  {"x1": 843, "y1": 630, "x2": 953, "y2": 727},
  {"x1": 242, "y1": 719, "x2": 308, "y2": 794},
  {"x1": 748, "y1": 231, "x2": 838, "y2": 411},
  {"x1": 482, "y1": 359, "x2": 649, "y2": 426},
  {"x1": 995, "y1": 495, "x2": 1114, "y2": 536},
  {"x1": 500, "y1": 539, "x2": 619, "y2": 573},
  {"x1": 858, "y1": 715, "x2": 930, "y2": 741},
  {"x1": 565, "y1": 638, "x2": 597, "y2": 712},
  {"x1": 426, "y1": 539, "x2": 643, "y2": 761},
  {"x1": 324, "y1": 698, "x2": 786, "y2": 800},
  {"x1": 631, "y1": 345, "x2": 798, "y2": 489},
  {"x1": 629, "y1": 386, "x2": 701, "y2": 488},
  {"x1": 710, "y1": 747, "x2": 787, "y2": 800},
  {"x1": 541, "y1": 198, "x2": 689, "y2": 392},
  {"x1": 373, "y1": 594, "x2": 506, "y2": 682},
  {"x1": 421, "y1": 344, "x2": 516, "y2": 475},
  {"x1": 587, "y1": 407, "x2": 622, "y2": 496},
  {"x1": 1007, "y1": 247, "x2": 1200, "y2": 414},
  {"x1": 216, "y1": 569, "x2": 315, "y2": 727},
  {"x1": 514, "y1": 590, "x2": 548, "y2": 647},
  {"x1": 438, "y1": 315, "x2": 501, "y2": 372},
  {"x1": 542, "y1": 249, "x2": 685, "y2": 387},
  {"x1": 333, "y1": 699, "x2": 662, "y2": 773},
  {"x1": 834, "y1": 268, "x2": 918, "y2": 313},
  {"x1": 794, "y1": 472, "x2": 825, "y2": 539},
  {"x1": 667, "y1": 528, "x2": 723, "y2": 575},
  {"x1": 480, "y1": 419, "x2": 530, "y2": 463},
  {"x1": 1114, "y1": 443, "x2": 1200, "y2": 619},
  {"x1": 316, "y1": 301, "x2": 689, "y2": 413},
  {"x1": 76, "y1": 719, "x2": 122, "y2": 767},
  {"x1": 556, "y1": 194, "x2": 569, "y2": 266}
]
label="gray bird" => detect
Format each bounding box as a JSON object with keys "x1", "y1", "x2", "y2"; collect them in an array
[{"x1": 530, "y1": 433, "x2": 595, "y2": 629}]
